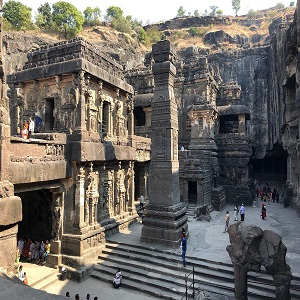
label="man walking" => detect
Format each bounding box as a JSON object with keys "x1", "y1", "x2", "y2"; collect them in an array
[
  {"x1": 224, "y1": 211, "x2": 230, "y2": 232},
  {"x1": 181, "y1": 232, "x2": 187, "y2": 267},
  {"x1": 140, "y1": 194, "x2": 145, "y2": 210},
  {"x1": 240, "y1": 204, "x2": 245, "y2": 221}
]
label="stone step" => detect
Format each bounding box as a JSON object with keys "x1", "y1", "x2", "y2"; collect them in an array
[
  {"x1": 103, "y1": 241, "x2": 300, "y2": 299},
  {"x1": 30, "y1": 269, "x2": 60, "y2": 290}
]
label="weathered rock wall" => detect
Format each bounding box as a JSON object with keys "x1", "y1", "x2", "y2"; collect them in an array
[{"x1": 209, "y1": 47, "x2": 270, "y2": 158}]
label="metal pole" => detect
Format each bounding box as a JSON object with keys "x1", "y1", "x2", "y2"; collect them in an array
[
  {"x1": 192, "y1": 266, "x2": 195, "y2": 298},
  {"x1": 185, "y1": 274, "x2": 188, "y2": 300}
]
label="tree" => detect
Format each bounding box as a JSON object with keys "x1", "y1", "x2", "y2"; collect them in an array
[
  {"x1": 290, "y1": 2, "x2": 295, "y2": 6},
  {"x1": 177, "y1": 6, "x2": 186, "y2": 17},
  {"x1": 216, "y1": 9, "x2": 223, "y2": 16},
  {"x1": 231, "y1": 0, "x2": 241, "y2": 16},
  {"x1": 3, "y1": 0, "x2": 33, "y2": 30},
  {"x1": 248, "y1": 9, "x2": 258, "y2": 19},
  {"x1": 83, "y1": 7, "x2": 101, "y2": 26},
  {"x1": 105, "y1": 6, "x2": 123, "y2": 22},
  {"x1": 52, "y1": 1, "x2": 84, "y2": 38},
  {"x1": 275, "y1": 2, "x2": 285, "y2": 9},
  {"x1": 194, "y1": 9, "x2": 200, "y2": 17},
  {"x1": 210, "y1": 5, "x2": 218, "y2": 17},
  {"x1": 36, "y1": 2, "x2": 52, "y2": 28}
]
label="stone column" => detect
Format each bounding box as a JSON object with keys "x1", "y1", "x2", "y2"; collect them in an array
[
  {"x1": 0, "y1": 0, "x2": 22, "y2": 272},
  {"x1": 75, "y1": 71, "x2": 86, "y2": 131},
  {"x1": 144, "y1": 107, "x2": 152, "y2": 128},
  {"x1": 127, "y1": 95, "x2": 134, "y2": 136},
  {"x1": 233, "y1": 263, "x2": 248, "y2": 300},
  {"x1": 141, "y1": 39, "x2": 188, "y2": 248},
  {"x1": 74, "y1": 167, "x2": 86, "y2": 233}
]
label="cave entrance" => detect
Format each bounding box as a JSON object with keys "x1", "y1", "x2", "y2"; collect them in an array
[
  {"x1": 188, "y1": 181, "x2": 197, "y2": 204},
  {"x1": 250, "y1": 143, "x2": 287, "y2": 186},
  {"x1": 134, "y1": 106, "x2": 146, "y2": 126},
  {"x1": 16, "y1": 189, "x2": 52, "y2": 242}
]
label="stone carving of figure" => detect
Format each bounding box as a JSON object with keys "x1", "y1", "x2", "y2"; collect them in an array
[{"x1": 51, "y1": 196, "x2": 61, "y2": 241}]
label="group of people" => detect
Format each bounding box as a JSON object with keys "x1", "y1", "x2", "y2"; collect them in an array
[
  {"x1": 21, "y1": 113, "x2": 42, "y2": 139},
  {"x1": 66, "y1": 292, "x2": 98, "y2": 299},
  {"x1": 256, "y1": 184, "x2": 280, "y2": 204},
  {"x1": 232, "y1": 204, "x2": 246, "y2": 223},
  {"x1": 17, "y1": 237, "x2": 50, "y2": 265}
]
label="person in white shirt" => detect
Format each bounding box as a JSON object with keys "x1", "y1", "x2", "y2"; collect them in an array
[
  {"x1": 113, "y1": 268, "x2": 122, "y2": 288},
  {"x1": 28, "y1": 117, "x2": 35, "y2": 138}
]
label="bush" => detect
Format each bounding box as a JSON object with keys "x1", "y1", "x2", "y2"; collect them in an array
[
  {"x1": 188, "y1": 27, "x2": 207, "y2": 37},
  {"x1": 248, "y1": 9, "x2": 258, "y2": 19}
]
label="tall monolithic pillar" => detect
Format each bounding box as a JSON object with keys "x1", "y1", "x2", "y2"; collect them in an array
[
  {"x1": 141, "y1": 40, "x2": 187, "y2": 248},
  {"x1": 0, "y1": 0, "x2": 22, "y2": 272}
]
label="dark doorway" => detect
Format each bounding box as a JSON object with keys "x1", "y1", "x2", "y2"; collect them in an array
[
  {"x1": 45, "y1": 98, "x2": 54, "y2": 131},
  {"x1": 188, "y1": 181, "x2": 197, "y2": 203},
  {"x1": 17, "y1": 190, "x2": 52, "y2": 241},
  {"x1": 134, "y1": 106, "x2": 146, "y2": 126}
]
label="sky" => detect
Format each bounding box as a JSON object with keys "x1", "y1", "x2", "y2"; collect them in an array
[{"x1": 3, "y1": 0, "x2": 296, "y2": 24}]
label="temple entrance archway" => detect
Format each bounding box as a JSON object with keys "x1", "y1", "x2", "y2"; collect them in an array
[{"x1": 16, "y1": 189, "x2": 52, "y2": 241}]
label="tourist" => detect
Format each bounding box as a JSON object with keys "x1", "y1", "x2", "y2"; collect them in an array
[
  {"x1": 224, "y1": 211, "x2": 230, "y2": 232},
  {"x1": 34, "y1": 113, "x2": 42, "y2": 133},
  {"x1": 240, "y1": 204, "x2": 245, "y2": 221},
  {"x1": 261, "y1": 204, "x2": 267, "y2": 220},
  {"x1": 66, "y1": 292, "x2": 70, "y2": 297},
  {"x1": 15, "y1": 246, "x2": 20, "y2": 264},
  {"x1": 140, "y1": 194, "x2": 145, "y2": 210},
  {"x1": 22, "y1": 238, "x2": 31, "y2": 260},
  {"x1": 180, "y1": 232, "x2": 187, "y2": 267},
  {"x1": 18, "y1": 237, "x2": 24, "y2": 260},
  {"x1": 23, "y1": 272, "x2": 28, "y2": 285},
  {"x1": 21, "y1": 123, "x2": 28, "y2": 139},
  {"x1": 180, "y1": 145, "x2": 184, "y2": 150},
  {"x1": 28, "y1": 117, "x2": 35, "y2": 138},
  {"x1": 86, "y1": 294, "x2": 91, "y2": 300},
  {"x1": 44, "y1": 240, "x2": 51, "y2": 263},
  {"x1": 233, "y1": 206, "x2": 238, "y2": 221},
  {"x1": 29, "y1": 240, "x2": 35, "y2": 262},
  {"x1": 75, "y1": 294, "x2": 80, "y2": 300},
  {"x1": 18, "y1": 265, "x2": 24, "y2": 281},
  {"x1": 94, "y1": 297, "x2": 98, "y2": 300},
  {"x1": 37, "y1": 241, "x2": 45, "y2": 264},
  {"x1": 113, "y1": 268, "x2": 122, "y2": 288}
]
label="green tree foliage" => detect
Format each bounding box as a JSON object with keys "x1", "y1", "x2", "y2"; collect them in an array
[
  {"x1": 135, "y1": 26, "x2": 146, "y2": 43},
  {"x1": 194, "y1": 9, "x2": 200, "y2": 17},
  {"x1": 188, "y1": 27, "x2": 207, "y2": 37},
  {"x1": 52, "y1": 1, "x2": 84, "y2": 38},
  {"x1": 3, "y1": 0, "x2": 34, "y2": 30},
  {"x1": 105, "y1": 6, "x2": 123, "y2": 22},
  {"x1": 145, "y1": 26, "x2": 161, "y2": 44},
  {"x1": 83, "y1": 7, "x2": 101, "y2": 26},
  {"x1": 247, "y1": 9, "x2": 258, "y2": 19},
  {"x1": 231, "y1": 0, "x2": 241, "y2": 16},
  {"x1": 275, "y1": 2, "x2": 285, "y2": 9},
  {"x1": 290, "y1": 2, "x2": 295, "y2": 6},
  {"x1": 36, "y1": 2, "x2": 52, "y2": 28},
  {"x1": 216, "y1": 9, "x2": 223, "y2": 16},
  {"x1": 111, "y1": 16, "x2": 131, "y2": 33},
  {"x1": 177, "y1": 6, "x2": 186, "y2": 17}
]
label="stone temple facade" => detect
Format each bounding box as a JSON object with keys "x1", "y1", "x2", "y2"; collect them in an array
[
  {"x1": 3, "y1": 37, "x2": 151, "y2": 270},
  {"x1": 2, "y1": 0, "x2": 300, "y2": 275}
]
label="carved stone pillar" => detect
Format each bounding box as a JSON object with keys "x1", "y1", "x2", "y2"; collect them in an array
[
  {"x1": 127, "y1": 95, "x2": 134, "y2": 136},
  {"x1": 75, "y1": 71, "x2": 86, "y2": 131},
  {"x1": 74, "y1": 167, "x2": 86, "y2": 233},
  {"x1": 144, "y1": 106, "x2": 152, "y2": 128},
  {"x1": 141, "y1": 39, "x2": 188, "y2": 248}
]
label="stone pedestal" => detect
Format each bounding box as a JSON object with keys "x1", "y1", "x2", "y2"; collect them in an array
[{"x1": 50, "y1": 240, "x2": 61, "y2": 254}]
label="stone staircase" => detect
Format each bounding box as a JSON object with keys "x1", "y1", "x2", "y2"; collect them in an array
[
  {"x1": 186, "y1": 203, "x2": 196, "y2": 217},
  {"x1": 91, "y1": 241, "x2": 300, "y2": 300},
  {"x1": 30, "y1": 268, "x2": 60, "y2": 291}
]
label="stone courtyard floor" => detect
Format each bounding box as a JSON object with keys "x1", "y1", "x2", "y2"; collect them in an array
[{"x1": 13, "y1": 200, "x2": 300, "y2": 299}]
